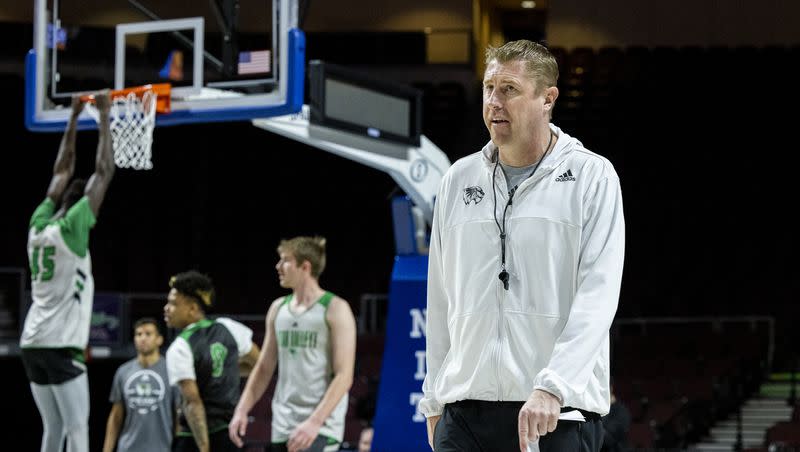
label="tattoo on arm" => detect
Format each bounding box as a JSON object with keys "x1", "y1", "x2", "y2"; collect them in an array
[
  {"x1": 179, "y1": 380, "x2": 209, "y2": 452},
  {"x1": 183, "y1": 398, "x2": 209, "y2": 451}
]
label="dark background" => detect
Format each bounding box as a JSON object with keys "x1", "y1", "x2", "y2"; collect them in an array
[{"x1": 2, "y1": 36, "x2": 794, "y2": 354}]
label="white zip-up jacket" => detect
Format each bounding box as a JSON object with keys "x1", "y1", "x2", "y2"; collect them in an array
[{"x1": 420, "y1": 125, "x2": 625, "y2": 417}]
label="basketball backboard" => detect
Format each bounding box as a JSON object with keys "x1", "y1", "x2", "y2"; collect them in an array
[{"x1": 26, "y1": 0, "x2": 304, "y2": 132}]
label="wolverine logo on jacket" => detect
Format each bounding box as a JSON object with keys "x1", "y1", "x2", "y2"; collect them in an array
[{"x1": 463, "y1": 186, "x2": 485, "y2": 205}]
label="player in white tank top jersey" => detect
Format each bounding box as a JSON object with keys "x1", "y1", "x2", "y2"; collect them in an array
[
  {"x1": 229, "y1": 237, "x2": 356, "y2": 452},
  {"x1": 20, "y1": 92, "x2": 116, "y2": 452},
  {"x1": 272, "y1": 292, "x2": 349, "y2": 446}
]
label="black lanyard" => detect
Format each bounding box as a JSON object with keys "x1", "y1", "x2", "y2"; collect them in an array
[{"x1": 491, "y1": 132, "x2": 554, "y2": 290}]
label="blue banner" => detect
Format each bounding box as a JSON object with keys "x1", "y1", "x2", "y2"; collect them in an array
[{"x1": 371, "y1": 255, "x2": 429, "y2": 451}]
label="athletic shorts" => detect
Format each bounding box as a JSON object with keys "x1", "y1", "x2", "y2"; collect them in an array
[
  {"x1": 270, "y1": 435, "x2": 339, "y2": 452},
  {"x1": 173, "y1": 429, "x2": 239, "y2": 452},
  {"x1": 21, "y1": 347, "x2": 86, "y2": 385}
]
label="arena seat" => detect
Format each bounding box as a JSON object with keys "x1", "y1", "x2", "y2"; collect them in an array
[
  {"x1": 766, "y1": 421, "x2": 800, "y2": 448},
  {"x1": 628, "y1": 422, "x2": 656, "y2": 449}
]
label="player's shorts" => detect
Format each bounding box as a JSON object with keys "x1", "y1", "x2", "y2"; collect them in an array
[
  {"x1": 270, "y1": 435, "x2": 339, "y2": 452},
  {"x1": 21, "y1": 347, "x2": 86, "y2": 385}
]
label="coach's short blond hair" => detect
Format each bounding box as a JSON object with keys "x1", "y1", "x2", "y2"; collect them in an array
[{"x1": 485, "y1": 40, "x2": 559, "y2": 95}]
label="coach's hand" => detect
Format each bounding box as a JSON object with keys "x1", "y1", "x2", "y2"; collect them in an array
[
  {"x1": 518, "y1": 389, "x2": 560, "y2": 452},
  {"x1": 426, "y1": 414, "x2": 441, "y2": 450},
  {"x1": 288, "y1": 417, "x2": 322, "y2": 452},
  {"x1": 228, "y1": 409, "x2": 249, "y2": 447}
]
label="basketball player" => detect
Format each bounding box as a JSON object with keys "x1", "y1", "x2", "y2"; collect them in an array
[
  {"x1": 20, "y1": 91, "x2": 114, "y2": 452},
  {"x1": 164, "y1": 270, "x2": 261, "y2": 452},
  {"x1": 229, "y1": 236, "x2": 357, "y2": 452}
]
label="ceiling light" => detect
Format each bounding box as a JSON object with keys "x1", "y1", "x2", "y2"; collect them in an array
[{"x1": 521, "y1": 1, "x2": 536, "y2": 8}]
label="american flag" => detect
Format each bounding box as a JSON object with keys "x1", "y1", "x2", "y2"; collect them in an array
[{"x1": 238, "y1": 50, "x2": 271, "y2": 75}]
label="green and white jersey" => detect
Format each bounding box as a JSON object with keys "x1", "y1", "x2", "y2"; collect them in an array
[
  {"x1": 166, "y1": 317, "x2": 253, "y2": 435},
  {"x1": 21, "y1": 196, "x2": 96, "y2": 350},
  {"x1": 272, "y1": 292, "x2": 348, "y2": 444}
]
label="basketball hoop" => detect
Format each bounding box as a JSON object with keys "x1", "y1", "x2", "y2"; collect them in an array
[{"x1": 83, "y1": 84, "x2": 171, "y2": 170}]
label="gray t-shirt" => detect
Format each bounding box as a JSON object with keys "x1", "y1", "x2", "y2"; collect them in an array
[
  {"x1": 109, "y1": 356, "x2": 176, "y2": 452},
  {"x1": 500, "y1": 161, "x2": 538, "y2": 192}
]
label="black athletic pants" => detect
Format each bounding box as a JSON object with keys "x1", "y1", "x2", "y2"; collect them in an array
[
  {"x1": 173, "y1": 429, "x2": 241, "y2": 452},
  {"x1": 434, "y1": 400, "x2": 603, "y2": 452}
]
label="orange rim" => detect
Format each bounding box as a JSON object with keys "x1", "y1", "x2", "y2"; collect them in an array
[{"x1": 80, "y1": 83, "x2": 172, "y2": 114}]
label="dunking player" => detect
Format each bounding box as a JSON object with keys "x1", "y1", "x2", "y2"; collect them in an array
[
  {"x1": 229, "y1": 236, "x2": 357, "y2": 452},
  {"x1": 20, "y1": 91, "x2": 115, "y2": 452}
]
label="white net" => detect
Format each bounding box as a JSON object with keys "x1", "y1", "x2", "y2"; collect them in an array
[{"x1": 86, "y1": 90, "x2": 157, "y2": 170}]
